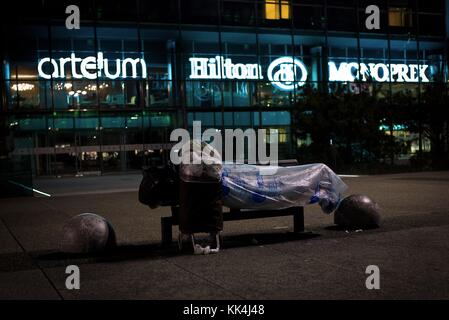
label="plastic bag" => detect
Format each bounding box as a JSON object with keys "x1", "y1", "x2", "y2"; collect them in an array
[
  {"x1": 221, "y1": 163, "x2": 347, "y2": 213},
  {"x1": 179, "y1": 140, "x2": 222, "y2": 183}
]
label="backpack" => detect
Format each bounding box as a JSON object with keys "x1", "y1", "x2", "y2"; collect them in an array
[{"x1": 138, "y1": 164, "x2": 180, "y2": 208}]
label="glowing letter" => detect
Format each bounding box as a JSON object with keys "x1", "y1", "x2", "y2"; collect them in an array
[
  {"x1": 80, "y1": 56, "x2": 97, "y2": 79},
  {"x1": 37, "y1": 58, "x2": 58, "y2": 79}
]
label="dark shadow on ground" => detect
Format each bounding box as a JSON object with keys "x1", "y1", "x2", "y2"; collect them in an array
[
  {"x1": 324, "y1": 225, "x2": 379, "y2": 231},
  {"x1": 30, "y1": 212, "x2": 449, "y2": 269},
  {"x1": 34, "y1": 231, "x2": 320, "y2": 268},
  {"x1": 324, "y1": 225, "x2": 349, "y2": 231},
  {"x1": 220, "y1": 231, "x2": 319, "y2": 249},
  {"x1": 35, "y1": 243, "x2": 172, "y2": 268}
]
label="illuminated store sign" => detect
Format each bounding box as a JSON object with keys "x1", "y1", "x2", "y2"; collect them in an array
[
  {"x1": 189, "y1": 55, "x2": 308, "y2": 91},
  {"x1": 37, "y1": 52, "x2": 431, "y2": 85},
  {"x1": 37, "y1": 52, "x2": 147, "y2": 80},
  {"x1": 328, "y1": 62, "x2": 430, "y2": 83},
  {"x1": 189, "y1": 56, "x2": 263, "y2": 80},
  {"x1": 189, "y1": 55, "x2": 431, "y2": 88},
  {"x1": 267, "y1": 57, "x2": 308, "y2": 91}
]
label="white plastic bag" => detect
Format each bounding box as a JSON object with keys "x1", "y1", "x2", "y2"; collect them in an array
[
  {"x1": 179, "y1": 140, "x2": 222, "y2": 183},
  {"x1": 221, "y1": 163, "x2": 347, "y2": 213}
]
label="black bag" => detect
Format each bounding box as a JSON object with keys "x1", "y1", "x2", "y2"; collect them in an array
[
  {"x1": 179, "y1": 179, "x2": 223, "y2": 234},
  {"x1": 138, "y1": 164, "x2": 179, "y2": 208}
]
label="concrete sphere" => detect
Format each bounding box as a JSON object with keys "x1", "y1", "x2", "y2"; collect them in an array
[
  {"x1": 334, "y1": 194, "x2": 381, "y2": 229},
  {"x1": 60, "y1": 213, "x2": 116, "y2": 254}
]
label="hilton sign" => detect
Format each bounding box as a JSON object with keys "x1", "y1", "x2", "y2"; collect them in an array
[{"x1": 189, "y1": 56, "x2": 308, "y2": 91}]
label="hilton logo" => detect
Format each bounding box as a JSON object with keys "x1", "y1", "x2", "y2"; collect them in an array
[
  {"x1": 189, "y1": 55, "x2": 308, "y2": 91},
  {"x1": 267, "y1": 57, "x2": 308, "y2": 91}
]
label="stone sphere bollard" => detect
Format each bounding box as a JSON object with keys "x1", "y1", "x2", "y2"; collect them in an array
[
  {"x1": 60, "y1": 213, "x2": 116, "y2": 254},
  {"x1": 334, "y1": 194, "x2": 381, "y2": 230}
]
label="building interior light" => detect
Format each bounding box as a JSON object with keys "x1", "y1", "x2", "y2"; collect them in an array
[
  {"x1": 11, "y1": 83, "x2": 35, "y2": 91},
  {"x1": 265, "y1": 0, "x2": 290, "y2": 20},
  {"x1": 388, "y1": 7, "x2": 413, "y2": 27},
  {"x1": 15, "y1": 74, "x2": 37, "y2": 79},
  {"x1": 54, "y1": 82, "x2": 74, "y2": 91}
]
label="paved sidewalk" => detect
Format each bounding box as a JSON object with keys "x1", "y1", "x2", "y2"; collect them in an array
[{"x1": 1, "y1": 171, "x2": 449, "y2": 299}]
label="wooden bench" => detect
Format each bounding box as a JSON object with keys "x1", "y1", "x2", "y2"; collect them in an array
[{"x1": 161, "y1": 205, "x2": 305, "y2": 246}]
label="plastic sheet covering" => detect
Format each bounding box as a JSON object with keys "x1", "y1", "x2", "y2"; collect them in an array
[
  {"x1": 179, "y1": 140, "x2": 222, "y2": 183},
  {"x1": 221, "y1": 163, "x2": 348, "y2": 213}
]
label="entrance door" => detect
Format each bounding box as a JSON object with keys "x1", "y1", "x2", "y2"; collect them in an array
[{"x1": 75, "y1": 131, "x2": 101, "y2": 176}]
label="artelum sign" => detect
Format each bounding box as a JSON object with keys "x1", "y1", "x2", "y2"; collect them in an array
[{"x1": 37, "y1": 52, "x2": 147, "y2": 79}]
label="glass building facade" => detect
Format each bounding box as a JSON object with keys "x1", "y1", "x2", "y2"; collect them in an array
[{"x1": 1, "y1": 0, "x2": 448, "y2": 178}]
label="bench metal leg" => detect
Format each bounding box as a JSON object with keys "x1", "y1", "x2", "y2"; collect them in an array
[
  {"x1": 161, "y1": 217, "x2": 173, "y2": 246},
  {"x1": 293, "y1": 207, "x2": 305, "y2": 233}
]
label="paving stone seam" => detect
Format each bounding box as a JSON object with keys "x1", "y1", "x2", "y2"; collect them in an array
[
  {"x1": 0, "y1": 217, "x2": 64, "y2": 300},
  {"x1": 167, "y1": 258, "x2": 247, "y2": 300}
]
